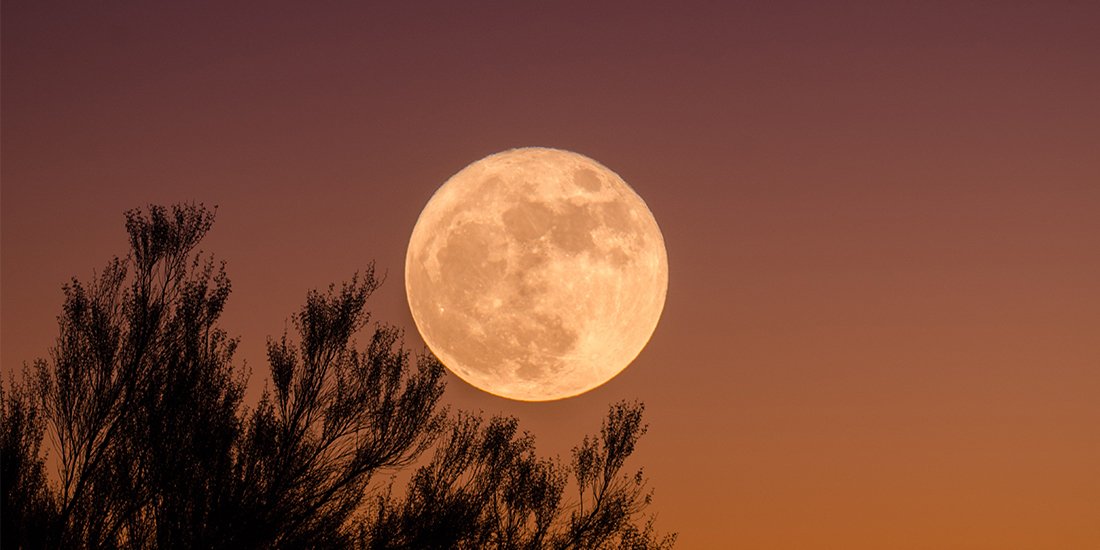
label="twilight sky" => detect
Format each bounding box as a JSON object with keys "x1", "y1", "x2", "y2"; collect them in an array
[{"x1": 3, "y1": 2, "x2": 1098, "y2": 547}]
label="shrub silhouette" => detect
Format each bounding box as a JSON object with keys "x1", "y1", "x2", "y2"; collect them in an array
[{"x1": 1, "y1": 204, "x2": 674, "y2": 549}]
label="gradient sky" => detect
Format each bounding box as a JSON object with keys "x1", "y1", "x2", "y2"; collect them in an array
[{"x1": 3, "y1": 2, "x2": 1098, "y2": 547}]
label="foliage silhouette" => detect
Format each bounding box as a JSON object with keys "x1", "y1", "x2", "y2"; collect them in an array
[
  {"x1": 1, "y1": 377, "x2": 55, "y2": 548},
  {"x1": 1, "y1": 204, "x2": 674, "y2": 549}
]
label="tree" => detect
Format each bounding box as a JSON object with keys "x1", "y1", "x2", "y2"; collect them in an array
[
  {"x1": 0, "y1": 203, "x2": 674, "y2": 548},
  {"x1": 26, "y1": 205, "x2": 247, "y2": 547},
  {"x1": 1, "y1": 376, "x2": 55, "y2": 549},
  {"x1": 225, "y1": 270, "x2": 448, "y2": 548},
  {"x1": 365, "y1": 402, "x2": 674, "y2": 549}
]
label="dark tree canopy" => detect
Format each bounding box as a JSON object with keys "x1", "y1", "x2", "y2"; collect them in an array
[{"x1": 1, "y1": 204, "x2": 675, "y2": 549}]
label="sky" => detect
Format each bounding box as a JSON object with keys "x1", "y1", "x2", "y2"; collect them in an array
[{"x1": 3, "y1": 1, "x2": 1098, "y2": 547}]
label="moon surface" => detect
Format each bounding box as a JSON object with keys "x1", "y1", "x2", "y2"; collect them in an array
[{"x1": 405, "y1": 148, "x2": 668, "y2": 401}]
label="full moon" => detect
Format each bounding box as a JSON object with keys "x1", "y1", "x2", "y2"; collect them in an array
[{"x1": 405, "y1": 148, "x2": 668, "y2": 401}]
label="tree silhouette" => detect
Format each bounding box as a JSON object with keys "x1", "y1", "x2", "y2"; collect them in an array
[
  {"x1": 366, "y1": 403, "x2": 673, "y2": 549},
  {"x1": 1, "y1": 376, "x2": 55, "y2": 548},
  {"x1": 1, "y1": 204, "x2": 674, "y2": 549}
]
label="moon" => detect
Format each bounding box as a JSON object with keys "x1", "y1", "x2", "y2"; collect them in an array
[{"x1": 405, "y1": 148, "x2": 668, "y2": 401}]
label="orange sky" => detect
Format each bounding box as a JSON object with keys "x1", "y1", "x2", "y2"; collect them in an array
[{"x1": 3, "y1": 2, "x2": 1098, "y2": 547}]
